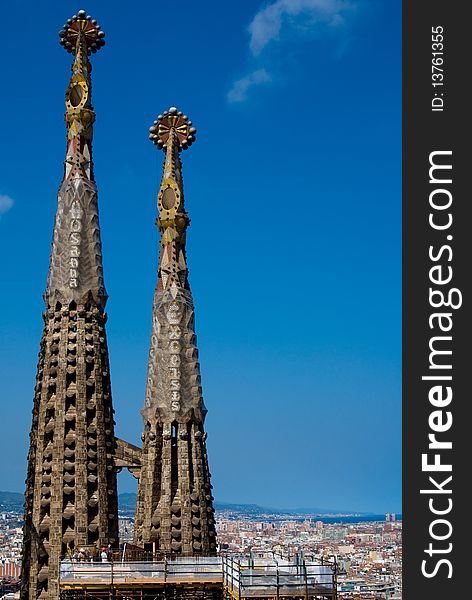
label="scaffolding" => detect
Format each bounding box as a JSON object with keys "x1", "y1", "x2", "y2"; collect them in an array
[
  {"x1": 223, "y1": 554, "x2": 336, "y2": 600},
  {"x1": 59, "y1": 553, "x2": 337, "y2": 600}
]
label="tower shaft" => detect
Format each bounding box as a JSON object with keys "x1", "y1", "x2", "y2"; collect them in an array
[
  {"x1": 134, "y1": 110, "x2": 217, "y2": 555},
  {"x1": 21, "y1": 13, "x2": 117, "y2": 600}
]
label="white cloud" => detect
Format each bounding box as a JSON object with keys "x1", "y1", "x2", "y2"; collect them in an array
[
  {"x1": 0, "y1": 195, "x2": 14, "y2": 216},
  {"x1": 228, "y1": 0, "x2": 351, "y2": 104},
  {"x1": 227, "y1": 69, "x2": 271, "y2": 103},
  {"x1": 249, "y1": 0, "x2": 349, "y2": 55}
]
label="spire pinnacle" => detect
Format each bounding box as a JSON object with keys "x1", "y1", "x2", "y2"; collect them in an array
[
  {"x1": 45, "y1": 10, "x2": 107, "y2": 306},
  {"x1": 150, "y1": 108, "x2": 197, "y2": 292}
]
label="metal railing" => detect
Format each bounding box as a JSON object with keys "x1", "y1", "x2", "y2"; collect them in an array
[
  {"x1": 59, "y1": 553, "x2": 337, "y2": 598},
  {"x1": 60, "y1": 557, "x2": 222, "y2": 585},
  {"x1": 223, "y1": 555, "x2": 335, "y2": 598}
]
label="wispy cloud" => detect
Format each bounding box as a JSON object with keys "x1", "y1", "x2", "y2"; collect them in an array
[
  {"x1": 227, "y1": 69, "x2": 271, "y2": 104},
  {"x1": 228, "y1": 0, "x2": 351, "y2": 103},
  {"x1": 249, "y1": 0, "x2": 349, "y2": 56},
  {"x1": 0, "y1": 195, "x2": 14, "y2": 216}
]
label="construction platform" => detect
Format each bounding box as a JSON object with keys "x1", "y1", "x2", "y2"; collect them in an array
[{"x1": 59, "y1": 553, "x2": 337, "y2": 600}]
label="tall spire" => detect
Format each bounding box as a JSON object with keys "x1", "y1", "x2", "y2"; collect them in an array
[
  {"x1": 22, "y1": 11, "x2": 118, "y2": 600},
  {"x1": 46, "y1": 10, "x2": 106, "y2": 306},
  {"x1": 134, "y1": 108, "x2": 217, "y2": 555}
]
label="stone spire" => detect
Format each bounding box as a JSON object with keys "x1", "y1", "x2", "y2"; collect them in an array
[
  {"x1": 21, "y1": 11, "x2": 118, "y2": 600},
  {"x1": 134, "y1": 108, "x2": 217, "y2": 555}
]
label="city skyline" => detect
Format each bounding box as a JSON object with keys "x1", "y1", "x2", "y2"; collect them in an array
[{"x1": 0, "y1": 0, "x2": 401, "y2": 514}]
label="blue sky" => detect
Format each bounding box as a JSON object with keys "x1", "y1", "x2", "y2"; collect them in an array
[{"x1": 0, "y1": 0, "x2": 401, "y2": 513}]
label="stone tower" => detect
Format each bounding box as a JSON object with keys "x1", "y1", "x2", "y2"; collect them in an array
[
  {"x1": 21, "y1": 11, "x2": 118, "y2": 600},
  {"x1": 134, "y1": 108, "x2": 217, "y2": 555}
]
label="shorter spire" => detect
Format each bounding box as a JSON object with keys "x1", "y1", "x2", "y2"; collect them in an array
[{"x1": 135, "y1": 108, "x2": 217, "y2": 555}]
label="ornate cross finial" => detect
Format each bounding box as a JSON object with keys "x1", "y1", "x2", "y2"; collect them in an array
[
  {"x1": 59, "y1": 9, "x2": 106, "y2": 55},
  {"x1": 149, "y1": 107, "x2": 197, "y2": 150}
]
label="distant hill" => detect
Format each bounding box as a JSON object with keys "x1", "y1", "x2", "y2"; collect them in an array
[
  {"x1": 215, "y1": 502, "x2": 265, "y2": 514},
  {"x1": 1, "y1": 490, "x2": 377, "y2": 518},
  {"x1": 213, "y1": 501, "x2": 372, "y2": 517},
  {"x1": 118, "y1": 494, "x2": 373, "y2": 517}
]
